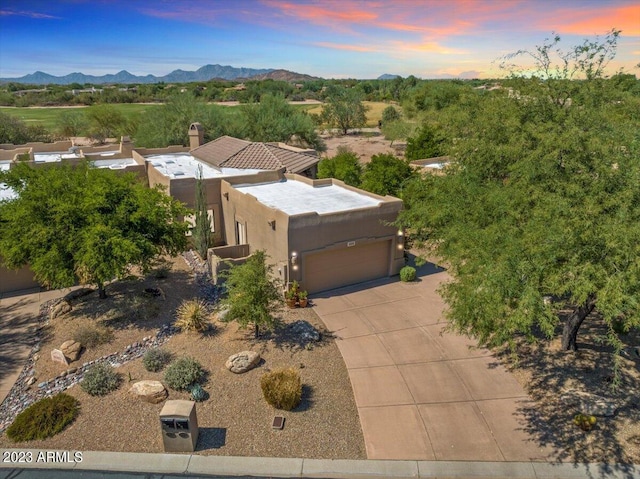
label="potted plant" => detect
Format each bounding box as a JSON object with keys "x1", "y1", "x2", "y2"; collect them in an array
[
  {"x1": 298, "y1": 290, "x2": 308, "y2": 308},
  {"x1": 285, "y1": 288, "x2": 297, "y2": 308}
]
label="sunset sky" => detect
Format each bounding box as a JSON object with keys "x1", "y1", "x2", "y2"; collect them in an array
[{"x1": 0, "y1": 0, "x2": 638, "y2": 79}]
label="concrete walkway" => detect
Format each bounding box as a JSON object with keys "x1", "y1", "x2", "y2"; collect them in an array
[
  {"x1": 312, "y1": 263, "x2": 551, "y2": 461},
  {"x1": 0, "y1": 287, "x2": 78, "y2": 405}
]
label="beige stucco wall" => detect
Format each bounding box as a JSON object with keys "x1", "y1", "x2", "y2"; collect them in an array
[{"x1": 0, "y1": 263, "x2": 40, "y2": 295}]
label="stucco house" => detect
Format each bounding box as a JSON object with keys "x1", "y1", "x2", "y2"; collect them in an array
[{"x1": 0, "y1": 125, "x2": 404, "y2": 295}]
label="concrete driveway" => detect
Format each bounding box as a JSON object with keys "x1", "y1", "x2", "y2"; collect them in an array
[{"x1": 312, "y1": 262, "x2": 551, "y2": 461}]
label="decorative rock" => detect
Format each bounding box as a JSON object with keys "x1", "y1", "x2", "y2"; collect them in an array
[
  {"x1": 60, "y1": 340, "x2": 82, "y2": 362},
  {"x1": 288, "y1": 320, "x2": 321, "y2": 342},
  {"x1": 67, "y1": 367, "x2": 77, "y2": 374},
  {"x1": 561, "y1": 389, "x2": 620, "y2": 417},
  {"x1": 33, "y1": 354, "x2": 40, "y2": 362},
  {"x1": 226, "y1": 351, "x2": 261, "y2": 374},
  {"x1": 128, "y1": 380, "x2": 168, "y2": 404},
  {"x1": 25, "y1": 377, "x2": 36, "y2": 386},
  {"x1": 50, "y1": 349, "x2": 69, "y2": 366},
  {"x1": 50, "y1": 301, "x2": 72, "y2": 320},
  {"x1": 216, "y1": 307, "x2": 230, "y2": 321}
]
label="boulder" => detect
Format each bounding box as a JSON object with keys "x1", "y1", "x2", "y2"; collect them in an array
[
  {"x1": 60, "y1": 340, "x2": 82, "y2": 362},
  {"x1": 561, "y1": 389, "x2": 619, "y2": 417},
  {"x1": 51, "y1": 348, "x2": 69, "y2": 366},
  {"x1": 288, "y1": 320, "x2": 321, "y2": 342},
  {"x1": 129, "y1": 380, "x2": 168, "y2": 404},
  {"x1": 216, "y1": 307, "x2": 230, "y2": 322},
  {"x1": 50, "y1": 301, "x2": 72, "y2": 320},
  {"x1": 226, "y1": 351, "x2": 261, "y2": 374}
]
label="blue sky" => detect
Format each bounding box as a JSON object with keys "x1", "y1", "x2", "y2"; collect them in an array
[{"x1": 0, "y1": 0, "x2": 638, "y2": 79}]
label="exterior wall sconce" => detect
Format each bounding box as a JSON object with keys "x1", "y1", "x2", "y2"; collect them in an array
[
  {"x1": 268, "y1": 220, "x2": 276, "y2": 230},
  {"x1": 223, "y1": 192, "x2": 229, "y2": 200},
  {"x1": 397, "y1": 230, "x2": 404, "y2": 237},
  {"x1": 290, "y1": 252, "x2": 298, "y2": 265}
]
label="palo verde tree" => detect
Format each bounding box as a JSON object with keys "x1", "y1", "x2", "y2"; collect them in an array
[
  {"x1": 192, "y1": 165, "x2": 212, "y2": 260},
  {"x1": 218, "y1": 250, "x2": 282, "y2": 338},
  {"x1": 398, "y1": 30, "x2": 640, "y2": 356},
  {"x1": 0, "y1": 161, "x2": 189, "y2": 298},
  {"x1": 321, "y1": 85, "x2": 368, "y2": 134}
]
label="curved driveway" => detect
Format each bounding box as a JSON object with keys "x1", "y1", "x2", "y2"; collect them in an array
[{"x1": 312, "y1": 262, "x2": 551, "y2": 461}]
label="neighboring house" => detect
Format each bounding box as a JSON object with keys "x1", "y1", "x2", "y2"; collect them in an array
[{"x1": 0, "y1": 125, "x2": 403, "y2": 295}]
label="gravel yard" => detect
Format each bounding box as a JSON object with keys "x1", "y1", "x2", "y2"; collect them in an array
[{"x1": 0, "y1": 256, "x2": 366, "y2": 458}]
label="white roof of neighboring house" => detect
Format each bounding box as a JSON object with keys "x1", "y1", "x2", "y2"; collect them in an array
[
  {"x1": 0, "y1": 161, "x2": 17, "y2": 201},
  {"x1": 92, "y1": 158, "x2": 138, "y2": 169},
  {"x1": 33, "y1": 152, "x2": 81, "y2": 163},
  {"x1": 234, "y1": 179, "x2": 382, "y2": 215},
  {"x1": 146, "y1": 154, "x2": 264, "y2": 179}
]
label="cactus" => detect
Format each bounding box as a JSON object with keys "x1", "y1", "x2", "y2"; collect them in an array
[{"x1": 190, "y1": 384, "x2": 208, "y2": 402}]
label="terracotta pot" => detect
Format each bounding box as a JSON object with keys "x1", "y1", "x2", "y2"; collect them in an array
[
  {"x1": 299, "y1": 298, "x2": 308, "y2": 308},
  {"x1": 286, "y1": 298, "x2": 297, "y2": 309}
]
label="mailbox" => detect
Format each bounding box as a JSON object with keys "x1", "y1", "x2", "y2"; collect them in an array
[{"x1": 159, "y1": 400, "x2": 199, "y2": 452}]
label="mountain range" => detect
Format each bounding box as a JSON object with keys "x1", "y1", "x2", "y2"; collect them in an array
[
  {"x1": 0, "y1": 64, "x2": 285, "y2": 85},
  {"x1": 0, "y1": 64, "x2": 402, "y2": 85}
]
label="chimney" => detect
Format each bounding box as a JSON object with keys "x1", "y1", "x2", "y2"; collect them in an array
[
  {"x1": 119, "y1": 136, "x2": 133, "y2": 155},
  {"x1": 189, "y1": 123, "x2": 204, "y2": 150}
]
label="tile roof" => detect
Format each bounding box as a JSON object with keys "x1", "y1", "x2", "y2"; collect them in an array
[{"x1": 191, "y1": 136, "x2": 319, "y2": 174}]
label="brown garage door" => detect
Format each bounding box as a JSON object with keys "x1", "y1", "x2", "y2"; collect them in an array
[{"x1": 303, "y1": 240, "x2": 391, "y2": 294}]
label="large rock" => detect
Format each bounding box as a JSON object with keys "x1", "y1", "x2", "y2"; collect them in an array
[
  {"x1": 561, "y1": 389, "x2": 619, "y2": 417},
  {"x1": 50, "y1": 348, "x2": 68, "y2": 366},
  {"x1": 50, "y1": 301, "x2": 72, "y2": 320},
  {"x1": 129, "y1": 380, "x2": 168, "y2": 404},
  {"x1": 226, "y1": 351, "x2": 261, "y2": 374},
  {"x1": 60, "y1": 340, "x2": 82, "y2": 362},
  {"x1": 288, "y1": 320, "x2": 321, "y2": 342}
]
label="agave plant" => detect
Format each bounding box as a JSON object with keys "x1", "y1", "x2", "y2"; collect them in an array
[{"x1": 190, "y1": 384, "x2": 208, "y2": 402}]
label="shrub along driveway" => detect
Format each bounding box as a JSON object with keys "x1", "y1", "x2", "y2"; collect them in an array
[{"x1": 312, "y1": 262, "x2": 552, "y2": 461}]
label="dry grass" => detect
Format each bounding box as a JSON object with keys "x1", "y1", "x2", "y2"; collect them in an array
[
  {"x1": 0, "y1": 256, "x2": 365, "y2": 458},
  {"x1": 306, "y1": 101, "x2": 392, "y2": 128}
]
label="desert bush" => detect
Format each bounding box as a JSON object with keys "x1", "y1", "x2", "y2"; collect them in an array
[
  {"x1": 175, "y1": 298, "x2": 211, "y2": 332},
  {"x1": 6, "y1": 393, "x2": 79, "y2": 442},
  {"x1": 81, "y1": 363, "x2": 121, "y2": 396},
  {"x1": 142, "y1": 348, "x2": 173, "y2": 372},
  {"x1": 73, "y1": 324, "x2": 114, "y2": 348},
  {"x1": 400, "y1": 266, "x2": 417, "y2": 282},
  {"x1": 164, "y1": 356, "x2": 205, "y2": 391},
  {"x1": 260, "y1": 367, "x2": 302, "y2": 411},
  {"x1": 190, "y1": 384, "x2": 208, "y2": 402}
]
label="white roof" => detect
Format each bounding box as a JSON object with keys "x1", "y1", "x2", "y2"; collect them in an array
[
  {"x1": 146, "y1": 154, "x2": 264, "y2": 179},
  {"x1": 0, "y1": 161, "x2": 17, "y2": 201},
  {"x1": 92, "y1": 158, "x2": 137, "y2": 169},
  {"x1": 33, "y1": 152, "x2": 81, "y2": 163},
  {"x1": 234, "y1": 179, "x2": 381, "y2": 215}
]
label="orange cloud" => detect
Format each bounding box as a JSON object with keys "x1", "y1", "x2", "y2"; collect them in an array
[
  {"x1": 261, "y1": 0, "x2": 377, "y2": 25},
  {"x1": 543, "y1": 5, "x2": 640, "y2": 36},
  {"x1": 391, "y1": 40, "x2": 469, "y2": 55}
]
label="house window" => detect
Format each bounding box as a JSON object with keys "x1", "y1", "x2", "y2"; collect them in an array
[
  {"x1": 236, "y1": 221, "x2": 247, "y2": 244},
  {"x1": 184, "y1": 210, "x2": 215, "y2": 237}
]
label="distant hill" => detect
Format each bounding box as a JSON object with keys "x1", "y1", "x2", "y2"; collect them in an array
[
  {"x1": 377, "y1": 73, "x2": 401, "y2": 80},
  {"x1": 240, "y1": 69, "x2": 319, "y2": 82},
  {"x1": 0, "y1": 64, "x2": 278, "y2": 85}
]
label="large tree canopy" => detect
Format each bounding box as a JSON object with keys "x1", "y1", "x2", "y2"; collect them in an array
[
  {"x1": 321, "y1": 85, "x2": 368, "y2": 134},
  {"x1": 0, "y1": 161, "x2": 188, "y2": 298},
  {"x1": 398, "y1": 32, "x2": 640, "y2": 353}
]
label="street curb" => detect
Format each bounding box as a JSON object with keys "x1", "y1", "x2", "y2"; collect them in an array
[{"x1": 1, "y1": 449, "x2": 639, "y2": 478}]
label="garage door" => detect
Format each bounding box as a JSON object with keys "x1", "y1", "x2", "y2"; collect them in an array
[{"x1": 303, "y1": 240, "x2": 391, "y2": 294}]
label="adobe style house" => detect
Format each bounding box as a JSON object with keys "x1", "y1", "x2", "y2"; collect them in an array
[{"x1": 0, "y1": 125, "x2": 404, "y2": 295}]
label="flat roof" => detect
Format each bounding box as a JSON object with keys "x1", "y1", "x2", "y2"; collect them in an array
[
  {"x1": 146, "y1": 153, "x2": 264, "y2": 179},
  {"x1": 234, "y1": 179, "x2": 382, "y2": 215},
  {"x1": 0, "y1": 161, "x2": 17, "y2": 201},
  {"x1": 92, "y1": 158, "x2": 137, "y2": 169},
  {"x1": 33, "y1": 152, "x2": 81, "y2": 163}
]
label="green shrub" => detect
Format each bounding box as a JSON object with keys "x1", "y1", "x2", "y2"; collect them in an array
[
  {"x1": 73, "y1": 324, "x2": 114, "y2": 348},
  {"x1": 260, "y1": 367, "x2": 302, "y2": 411},
  {"x1": 400, "y1": 266, "x2": 417, "y2": 282},
  {"x1": 81, "y1": 363, "x2": 121, "y2": 396},
  {"x1": 7, "y1": 393, "x2": 79, "y2": 442},
  {"x1": 190, "y1": 384, "x2": 208, "y2": 402},
  {"x1": 164, "y1": 356, "x2": 205, "y2": 391},
  {"x1": 175, "y1": 298, "x2": 211, "y2": 332},
  {"x1": 142, "y1": 348, "x2": 173, "y2": 373}
]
